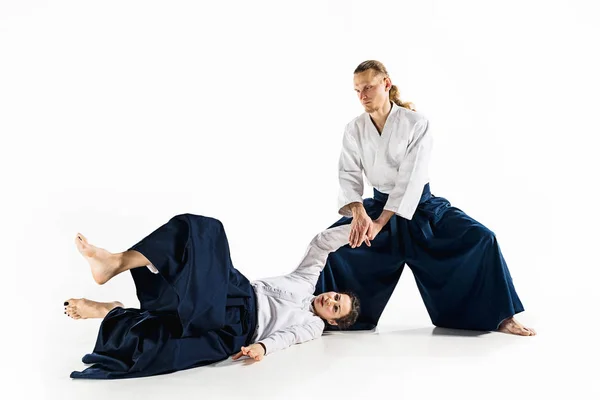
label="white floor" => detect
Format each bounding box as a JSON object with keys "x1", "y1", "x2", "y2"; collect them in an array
[
  {"x1": 3, "y1": 2, "x2": 599, "y2": 398},
  {"x1": 7, "y1": 268, "x2": 597, "y2": 400}
]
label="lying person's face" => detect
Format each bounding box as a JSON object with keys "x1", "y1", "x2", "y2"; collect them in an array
[{"x1": 313, "y1": 291, "x2": 352, "y2": 325}]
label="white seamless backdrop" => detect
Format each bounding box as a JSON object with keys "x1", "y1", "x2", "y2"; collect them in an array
[{"x1": 1, "y1": 1, "x2": 598, "y2": 399}]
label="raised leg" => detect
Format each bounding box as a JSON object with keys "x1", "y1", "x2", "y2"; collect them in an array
[{"x1": 75, "y1": 233, "x2": 150, "y2": 284}]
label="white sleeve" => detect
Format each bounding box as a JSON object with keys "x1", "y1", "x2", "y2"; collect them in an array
[
  {"x1": 258, "y1": 319, "x2": 325, "y2": 355},
  {"x1": 383, "y1": 118, "x2": 432, "y2": 220},
  {"x1": 288, "y1": 225, "x2": 351, "y2": 292},
  {"x1": 337, "y1": 128, "x2": 364, "y2": 216}
]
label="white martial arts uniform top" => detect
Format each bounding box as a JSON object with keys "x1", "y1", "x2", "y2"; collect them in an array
[
  {"x1": 337, "y1": 102, "x2": 432, "y2": 220},
  {"x1": 250, "y1": 224, "x2": 351, "y2": 354},
  {"x1": 146, "y1": 224, "x2": 351, "y2": 355}
]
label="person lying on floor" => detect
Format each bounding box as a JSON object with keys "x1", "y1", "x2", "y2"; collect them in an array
[{"x1": 64, "y1": 213, "x2": 360, "y2": 379}]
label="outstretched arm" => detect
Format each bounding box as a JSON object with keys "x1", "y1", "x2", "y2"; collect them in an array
[{"x1": 289, "y1": 224, "x2": 352, "y2": 292}]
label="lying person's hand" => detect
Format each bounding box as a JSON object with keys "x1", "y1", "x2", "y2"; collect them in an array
[{"x1": 232, "y1": 343, "x2": 265, "y2": 362}]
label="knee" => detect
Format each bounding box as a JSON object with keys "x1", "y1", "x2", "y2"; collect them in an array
[
  {"x1": 201, "y1": 216, "x2": 225, "y2": 231},
  {"x1": 172, "y1": 214, "x2": 223, "y2": 229}
]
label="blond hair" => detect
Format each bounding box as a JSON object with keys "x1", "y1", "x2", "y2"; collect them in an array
[{"x1": 354, "y1": 60, "x2": 416, "y2": 111}]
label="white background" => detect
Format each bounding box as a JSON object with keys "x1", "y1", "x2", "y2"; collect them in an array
[{"x1": 1, "y1": 0, "x2": 599, "y2": 398}]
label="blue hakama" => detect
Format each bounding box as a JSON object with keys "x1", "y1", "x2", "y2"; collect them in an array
[
  {"x1": 70, "y1": 214, "x2": 257, "y2": 379},
  {"x1": 315, "y1": 185, "x2": 524, "y2": 331}
]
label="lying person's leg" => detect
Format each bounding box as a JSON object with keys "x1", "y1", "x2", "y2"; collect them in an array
[{"x1": 75, "y1": 233, "x2": 150, "y2": 285}]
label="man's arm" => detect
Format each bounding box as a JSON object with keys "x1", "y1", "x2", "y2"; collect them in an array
[{"x1": 338, "y1": 128, "x2": 365, "y2": 216}]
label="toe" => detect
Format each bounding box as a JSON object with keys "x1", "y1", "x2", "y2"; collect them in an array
[
  {"x1": 75, "y1": 235, "x2": 84, "y2": 248},
  {"x1": 69, "y1": 298, "x2": 81, "y2": 306},
  {"x1": 75, "y1": 234, "x2": 89, "y2": 251}
]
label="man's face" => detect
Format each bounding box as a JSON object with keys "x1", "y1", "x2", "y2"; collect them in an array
[{"x1": 354, "y1": 69, "x2": 390, "y2": 113}]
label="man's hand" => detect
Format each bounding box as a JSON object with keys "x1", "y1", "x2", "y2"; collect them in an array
[
  {"x1": 232, "y1": 343, "x2": 265, "y2": 362},
  {"x1": 349, "y1": 203, "x2": 373, "y2": 248},
  {"x1": 367, "y1": 219, "x2": 385, "y2": 241}
]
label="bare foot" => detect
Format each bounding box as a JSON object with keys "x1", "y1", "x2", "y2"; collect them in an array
[
  {"x1": 498, "y1": 317, "x2": 536, "y2": 336},
  {"x1": 64, "y1": 298, "x2": 124, "y2": 319},
  {"x1": 75, "y1": 233, "x2": 120, "y2": 284}
]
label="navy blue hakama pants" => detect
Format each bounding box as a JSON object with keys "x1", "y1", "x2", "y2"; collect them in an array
[
  {"x1": 315, "y1": 185, "x2": 524, "y2": 331},
  {"x1": 70, "y1": 214, "x2": 257, "y2": 379}
]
